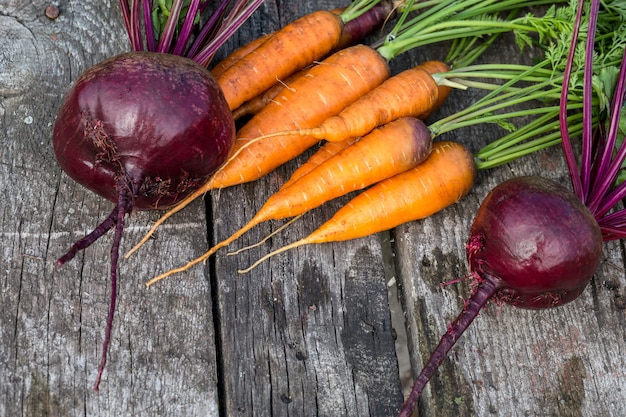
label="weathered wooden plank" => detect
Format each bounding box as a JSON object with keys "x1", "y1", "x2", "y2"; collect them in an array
[
  {"x1": 392, "y1": 34, "x2": 626, "y2": 417},
  {"x1": 206, "y1": 2, "x2": 405, "y2": 415},
  {"x1": 1, "y1": 2, "x2": 218, "y2": 415},
  {"x1": 7, "y1": 1, "x2": 625, "y2": 417}
]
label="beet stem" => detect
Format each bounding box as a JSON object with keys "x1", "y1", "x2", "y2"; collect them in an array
[
  {"x1": 559, "y1": 0, "x2": 585, "y2": 200},
  {"x1": 172, "y1": 0, "x2": 201, "y2": 56},
  {"x1": 399, "y1": 276, "x2": 499, "y2": 417},
  {"x1": 56, "y1": 209, "x2": 118, "y2": 266},
  {"x1": 93, "y1": 186, "x2": 132, "y2": 391},
  {"x1": 142, "y1": 0, "x2": 157, "y2": 51},
  {"x1": 579, "y1": 0, "x2": 601, "y2": 201}
]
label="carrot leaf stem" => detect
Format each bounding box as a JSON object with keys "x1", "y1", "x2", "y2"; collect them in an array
[{"x1": 376, "y1": 1, "x2": 572, "y2": 60}]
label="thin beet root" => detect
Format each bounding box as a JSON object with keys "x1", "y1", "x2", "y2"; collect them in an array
[
  {"x1": 93, "y1": 181, "x2": 132, "y2": 390},
  {"x1": 56, "y1": 210, "x2": 118, "y2": 266},
  {"x1": 400, "y1": 278, "x2": 497, "y2": 417}
]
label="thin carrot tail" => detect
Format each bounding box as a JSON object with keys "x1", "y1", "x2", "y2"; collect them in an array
[
  {"x1": 237, "y1": 238, "x2": 310, "y2": 274},
  {"x1": 144, "y1": 238, "x2": 220, "y2": 287},
  {"x1": 146, "y1": 250, "x2": 211, "y2": 287},
  {"x1": 227, "y1": 215, "x2": 303, "y2": 256},
  {"x1": 125, "y1": 182, "x2": 211, "y2": 258},
  {"x1": 236, "y1": 126, "x2": 325, "y2": 144},
  {"x1": 145, "y1": 208, "x2": 272, "y2": 286}
]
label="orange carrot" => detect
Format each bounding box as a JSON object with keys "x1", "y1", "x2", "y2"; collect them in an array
[
  {"x1": 280, "y1": 137, "x2": 359, "y2": 189},
  {"x1": 125, "y1": 44, "x2": 390, "y2": 259},
  {"x1": 210, "y1": 33, "x2": 272, "y2": 78},
  {"x1": 144, "y1": 117, "x2": 433, "y2": 285},
  {"x1": 239, "y1": 141, "x2": 476, "y2": 273},
  {"x1": 223, "y1": 137, "x2": 359, "y2": 255},
  {"x1": 217, "y1": 10, "x2": 344, "y2": 111},
  {"x1": 216, "y1": 2, "x2": 393, "y2": 113},
  {"x1": 231, "y1": 67, "x2": 309, "y2": 121},
  {"x1": 227, "y1": 3, "x2": 394, "y2": 120},
  {"x1": 223, "y1": 137, "x2": 359, "y2": 256},
  {"x1": 238, "y1": 60, "x2": 451, "y2": 144},
  {"x1": 215, "y1": 44, "x2": 390, "y2": 188},
  {"x1": 210, "y1": 9, "x2": 342, "y2": 82}
]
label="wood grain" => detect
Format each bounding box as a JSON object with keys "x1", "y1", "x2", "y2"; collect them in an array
[{"x1": 1, "y1": 1, "x2": 625, "y2": 417}]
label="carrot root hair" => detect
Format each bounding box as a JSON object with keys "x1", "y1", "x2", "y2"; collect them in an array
[{"x1": 227, "y1": 215, "x2": 303, "y2": 256}]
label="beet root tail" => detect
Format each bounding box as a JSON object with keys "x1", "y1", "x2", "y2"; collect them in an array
[
  {"x1": 93, "y1": 187, "x2": 133, "y2": 390},
  {"x1": 399, "y1": 275, "x2": 498, "y2": 417},
  {"x1": 56, "y1": 209, "x2": 119, "y2": 266}
]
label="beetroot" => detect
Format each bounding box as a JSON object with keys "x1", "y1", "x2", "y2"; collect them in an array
[
  {"x1": 467, "y1": 176, "x2": 603, "y2": 309},
  {"x1": 53, "y1": 51, "x2": 234, "y2": 390},
  {"x1": 399, "y1": 0, "x2": 626, "y2": 414},
  {"x1": 54, "y1": 52, "x2": 233, "y2": 212},
  {"x1": 399, "y1": 176, "x2": 603, "y2": 416},
  {"x1": 52, "y1": 0, "x2": 397, "y2": 392}
]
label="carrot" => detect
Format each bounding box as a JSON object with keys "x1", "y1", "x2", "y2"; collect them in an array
[
  {"x1": 214, "y1": 137, "x2": 360, "y2": 256},
  {"x1": 217, "y1": 9, "x2": 344, "y2": 111},
  {"x1": 223, "y1": 138, "x2": 360, "y2": 256},
  {"x1": 234, "y1": 59, "x2": 450, "y2": 123},
  {"x1": 217, "y1": 0, "x2": 397, "y2": 112},
  {"x1": 239, "y1": 60, "x2": 451, "y2": 143},
  {"x1": 210, "y1": 8, "x2": 344, "y2": 81},
  {"x1": 125, "y1": 43, "x2": 390, "y2": 259},
  {"x1": 223, "y1": 137, "x2": 360, "y2": 255},
  {"x1": 279, "y1": 137, "x2": 359, "y2": 189},
  {"x1": 231, "y1": 67, "x2": 309, "y2": 121},
  {"x1": 223, "y1": 1, "x2": 394, "y2": 120},
  {"x1": 144, "y1": 117, "x2": 433, "y2": 286},
  {"x1": 239, "y1": 141, "x2": 476, "y2": 273},
  {"x1": 210, "y1": 33, "x2": 271, "y2": 78}
]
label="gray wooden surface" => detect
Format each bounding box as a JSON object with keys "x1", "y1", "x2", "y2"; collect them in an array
[{"x1": 1, "y1": 1, "x2": 625, "y2": 417}]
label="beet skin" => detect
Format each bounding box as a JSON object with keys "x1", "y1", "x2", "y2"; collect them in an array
[{"x1": 53, "y1": 51, "x2": 234, "y2": 210}]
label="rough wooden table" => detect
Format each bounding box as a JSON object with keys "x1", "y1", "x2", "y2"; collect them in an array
[{"x1": 1, "y1": 1, "x2": 625, "y2": 416}]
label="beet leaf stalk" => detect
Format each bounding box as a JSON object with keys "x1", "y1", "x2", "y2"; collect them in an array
[
  {"x1": 399, "y1": 0, "x2": 626, "y2": 415},
  {"x1": 119, "y1": 0, "x2": 264, "y2": 66},
  {"x1": 54, "y1": 0, "x2": 262, "y2": 391}
]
